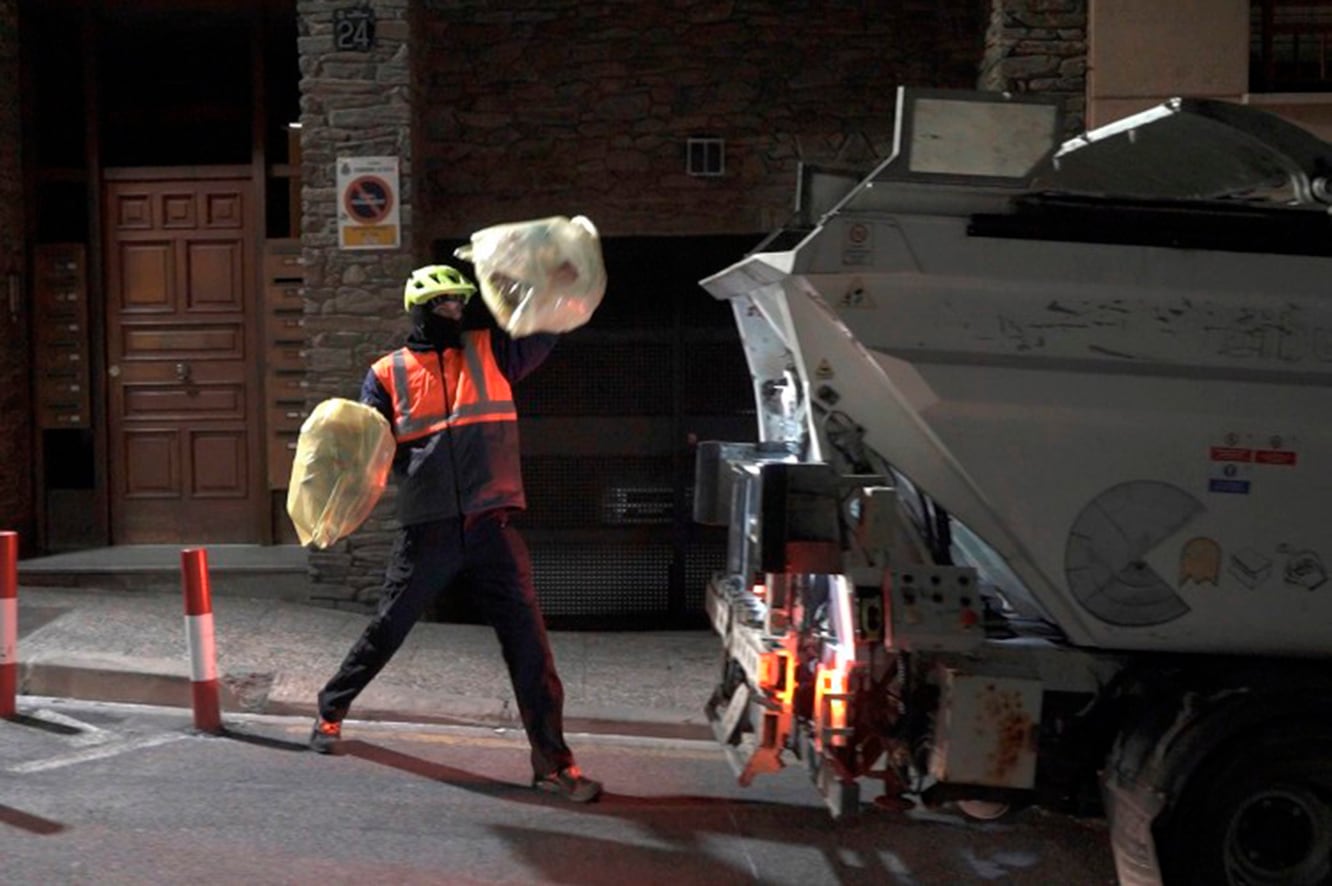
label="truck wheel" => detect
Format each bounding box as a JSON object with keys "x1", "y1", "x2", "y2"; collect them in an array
[{"x1": 1162, "y1": 725, "x2": 1332, "y2": 886}]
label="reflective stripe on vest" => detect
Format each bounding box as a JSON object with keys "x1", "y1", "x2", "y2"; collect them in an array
[{"x1": 376, "y1": 331, "x2": 516, "y2": 443}]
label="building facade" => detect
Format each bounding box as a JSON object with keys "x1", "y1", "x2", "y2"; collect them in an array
[{"x1": 1, "y1": 1, "x2": 1323, "y2": 620}]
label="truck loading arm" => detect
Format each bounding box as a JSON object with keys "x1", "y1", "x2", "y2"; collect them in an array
[{"x1": 703, "y1": 261, "x2": 1097, "y2": 644}]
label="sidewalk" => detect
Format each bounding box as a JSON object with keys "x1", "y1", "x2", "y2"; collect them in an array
[{"x1": 14, "y1": 585, "x2": 721, "y2": 741}]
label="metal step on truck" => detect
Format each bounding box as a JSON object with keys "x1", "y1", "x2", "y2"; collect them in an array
[{"x1": 693, "y1": 87, "x2": 1332, "y2": 886}]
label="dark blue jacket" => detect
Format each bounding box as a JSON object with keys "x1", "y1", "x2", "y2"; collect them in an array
[{"x1": 361, "y1": 297, "x2": 556, "y2": 526}]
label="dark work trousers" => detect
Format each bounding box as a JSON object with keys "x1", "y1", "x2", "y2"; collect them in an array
[{"x1": 317, "y1": 511, "x2": 574, "y2": 777}]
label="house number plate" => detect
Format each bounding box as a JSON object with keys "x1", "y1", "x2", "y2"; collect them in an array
[{"x1": 333, "y1": 6, "x2": 376, "y2": 52}]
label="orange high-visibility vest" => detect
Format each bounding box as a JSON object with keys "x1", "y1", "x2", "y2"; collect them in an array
[
  {"x1": 372, "y1": 331, "x2": 516, "y2": 443},
  {"x1": 370, "y1": 330, "x2": 525, "y2": 520}
]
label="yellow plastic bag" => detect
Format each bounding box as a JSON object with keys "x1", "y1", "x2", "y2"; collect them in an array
[
  {"x1": 455, "y1": 215, "x2": 606, "y2": 337},
  {"x1": 285, "y1": 398, "x2": 395, "y2": 549}
]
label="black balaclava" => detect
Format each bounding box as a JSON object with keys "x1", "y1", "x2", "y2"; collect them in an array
[{"x1": 407, "y1": 299, "x2": 464, "y2": 351}]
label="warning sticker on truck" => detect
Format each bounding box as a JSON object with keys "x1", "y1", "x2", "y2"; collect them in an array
[
  {"x1": 1254, "y1": 449, "x2": 1297, "y2": 466},
  {"x1": 842, "y1": 222, "x2": 873, "y2": 266},
  {"x1": 1211, "y1": 446, "x2": 1298, "y2": 466},
  {"x1": 1207, "y1": 435, "x2": 1298, "y2": 494}
]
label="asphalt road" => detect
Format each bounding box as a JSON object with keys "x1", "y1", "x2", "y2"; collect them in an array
[{"x1": 2, "y1": 698, "x2": 1118, "y2": 885}]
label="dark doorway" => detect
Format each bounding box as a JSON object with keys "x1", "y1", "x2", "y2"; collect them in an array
[
  {"x1": 99, "y1": 11, "x2": 253, "y2": 167},
  {"x1": 22, "y1": 0, "x2": 300, "y2": 551},
  {"x1": 429, "y1": 234, "x2": 761, "y2": 629}
]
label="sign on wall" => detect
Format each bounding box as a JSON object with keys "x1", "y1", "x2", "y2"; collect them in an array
[
  {"x1": 333, "y1": 6, "x2": 376, "y2": 52},
  {"x1": 337, "y1": 156, "x2": 400, "y2": 250}
]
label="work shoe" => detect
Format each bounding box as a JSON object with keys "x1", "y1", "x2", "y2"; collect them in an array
[
  {"x1": 309, "y1": 716, "x2": 342, "y2": 754},
  {"x1": 533, "y1": 765, "x2": 602, "y2": 803}
]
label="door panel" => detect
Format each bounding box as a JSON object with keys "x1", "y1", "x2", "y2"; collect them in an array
[
  {"x1": 188, "y1": 243, "x2": 244, "y2": 308},
  {"x1": 191, "y1": 432, "x2": 248, "y2": 496},
  {"x1": 120, "y1": 243, "x2": 172, "y2": 308},
  {"x1": 120, "y1": 323, "x2": 245, "y2": 357},
  {"x1": 123, "y1": 432, "x2": 178, "y2": 495},
  {"x1": 105, "y1": 174, "x2": 260, "y2": 543}
]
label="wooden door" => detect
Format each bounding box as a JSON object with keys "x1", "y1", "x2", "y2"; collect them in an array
[{"x1": 104, "y1": 172, "x2": 261, "y2": 543}]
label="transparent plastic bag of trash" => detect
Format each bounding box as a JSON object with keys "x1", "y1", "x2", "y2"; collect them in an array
[
  {"x1": 455, "y1": 215, "x2": 606, "y2": 337},
  {"x1": 285, "y1": 398, "x2": 395, "y2": 549}
]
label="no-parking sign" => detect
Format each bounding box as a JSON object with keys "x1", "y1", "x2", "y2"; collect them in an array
[{"x1": 337, "y1": 156, "x2": 401, "y2": 249}]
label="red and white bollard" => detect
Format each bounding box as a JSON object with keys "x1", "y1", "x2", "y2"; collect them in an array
[
  {"x1": 180, "y1": 548, "x2": 222, "y2": 734},
  {"x1": 0, "y1": 530, "x2": 17, "y2": 719}
]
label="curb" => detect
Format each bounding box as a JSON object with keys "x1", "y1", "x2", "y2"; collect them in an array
[
  {"x1": 17, "y1": 662, "x2": 713, "y2": 743},
  {"x1": 19, "y1": 663, "x2": 256, "y2": 714},
  {"x1": 18, "y1": 571, "x2": 312, "y2": 602}
]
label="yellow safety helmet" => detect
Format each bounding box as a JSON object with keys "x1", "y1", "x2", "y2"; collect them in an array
[{"x1": 403, "y1": 264, "x2": 477, "y2": 312}]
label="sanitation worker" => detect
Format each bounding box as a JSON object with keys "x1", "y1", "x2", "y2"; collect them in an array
[{"x1": 309, "y1": 263, "x2": 601, "y2": 803}]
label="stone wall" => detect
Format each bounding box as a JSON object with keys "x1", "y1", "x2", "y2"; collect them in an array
[
  {"x1": 980, "y1": 0, "x2": 1087, "y2": 135},
  {"x1": 296, "y1": 0, "x2": 415, "y2": 607},
  {"x1": 297, "y1": 0, "x2": 993, "y2": 608},
  {"x1": 415, "y1": 0, "x2": 992, "y2": 241},
  {"x1": 0, "y1": 0, "x2": 29, "y2": 548}
]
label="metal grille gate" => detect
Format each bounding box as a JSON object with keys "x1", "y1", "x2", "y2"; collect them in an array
[{"x1": 436, "y1": 235, "x2": 758, "y2": 628}]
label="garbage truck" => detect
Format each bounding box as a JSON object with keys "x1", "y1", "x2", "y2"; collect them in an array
[{"x1": 693, "y1": 88, "x2": 1332, "y2": 886}]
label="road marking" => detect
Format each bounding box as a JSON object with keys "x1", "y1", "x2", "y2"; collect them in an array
[
  {"x1": 9, "y1": 733, "x2": 189, "y2": 773},
  {"x1": 27, "y1": 707, "x2": 114, "y2": 747}
]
